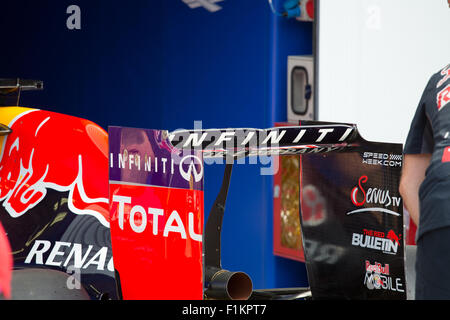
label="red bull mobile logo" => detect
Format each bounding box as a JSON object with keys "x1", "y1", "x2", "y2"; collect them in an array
[
  {"x1": 364, "y1": 260, "x2": 404, "y2": 293},
  {"x1": 0, "y1": 108, "x2": 110, "y2": 227}
]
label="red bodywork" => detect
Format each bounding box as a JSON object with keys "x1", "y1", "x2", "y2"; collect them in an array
[
  {"x1": 107, "y1": 126, "x2": 205, "y2": 300},
  {"x1": 0, "y1": 222, "x2": 12, "y2": 299},
  {"x1": 0, "y1": 108, "x2": 109, "y2": 227},
  {"x1": 109, "y1": 183, "x2": 204, "y2": 299},
  {"x1": 0, "y1": 108, "x2": 205, "y2": 300}
]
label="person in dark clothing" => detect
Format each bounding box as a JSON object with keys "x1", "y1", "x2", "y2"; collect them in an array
[{"x1": 400, "y1": 63, "x2": 450, "y2": 299}]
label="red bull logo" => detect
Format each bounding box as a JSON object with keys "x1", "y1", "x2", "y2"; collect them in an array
[{"x1": 0, "y1": 108, "x2": 109, "y2": 227}]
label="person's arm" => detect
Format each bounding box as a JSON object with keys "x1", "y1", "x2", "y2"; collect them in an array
[{"x1": 399, "y1": 153, "x2": 431, "y2": 225}]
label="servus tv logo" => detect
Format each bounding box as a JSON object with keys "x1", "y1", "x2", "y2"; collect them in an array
[{"x1": 347, "y1": 175, "x2": 401, "y2": 217}]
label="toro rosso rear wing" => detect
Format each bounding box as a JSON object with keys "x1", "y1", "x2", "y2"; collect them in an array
[{"x1": 108, "y1": 120, "x2": 408, "y2": 300}]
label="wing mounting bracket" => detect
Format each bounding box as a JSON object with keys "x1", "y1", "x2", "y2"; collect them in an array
[{"x1": 0, "y1": 78, "x2": 44, "y2": 107}]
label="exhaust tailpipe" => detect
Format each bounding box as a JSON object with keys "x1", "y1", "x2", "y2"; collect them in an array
[
  {"x1": 205, "y1": 267, "x2": 253, "y2": 300},
  {"x1": 204, "y1": 164, "x2": 253, "y2": 300}
]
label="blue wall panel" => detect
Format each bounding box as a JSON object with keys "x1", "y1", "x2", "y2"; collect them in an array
[{"x1": 0, "y1": 0, "x2": 312, "y2": 291}]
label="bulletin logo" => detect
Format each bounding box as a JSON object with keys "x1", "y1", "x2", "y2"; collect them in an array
[
  {"x1": 351, "y1": 228, "x2": 401, "y2": 255},
  {"x1": 364, "y1": 260, "x2": 404, "y2": 293}
]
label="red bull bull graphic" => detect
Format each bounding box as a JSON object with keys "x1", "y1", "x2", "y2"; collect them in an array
[
  {"x1": 0, "y1": 108, "x2": 109, "y2": 226},
  {"x1": 0, "y1": 107, "x2": 116, "y2": 300},
  {"x1": 386, "y1": 229, "x2": 401, "y2": 246},
  {"x1": 0, "y1": 110, "x2": 109, "y2": 226},
  {"x1": 108, "y1": 126, "x2": 204, "y2": 300}
]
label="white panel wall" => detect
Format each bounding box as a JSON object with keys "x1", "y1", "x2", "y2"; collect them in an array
[{"x1": 317, "y1": 0, "x2": 450, "y2": 144}]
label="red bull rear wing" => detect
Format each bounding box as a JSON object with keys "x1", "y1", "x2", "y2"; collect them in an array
[{"x1": 108, "y1": 120, "x2": 407, "y2": 300}]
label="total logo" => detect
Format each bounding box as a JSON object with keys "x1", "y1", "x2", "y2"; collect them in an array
[
  {"x1": 347, "y1": 175, "x2": 401, "y2": 217},
  {"x1": 351, "y1": 228, "x2": 401, "y2": 255},
  {"x1": 363, "y1": 260, "x2": 404, "y2": 293},
  {"x1": 112, "y1": 195, "x2": 202, "y2": 242}
]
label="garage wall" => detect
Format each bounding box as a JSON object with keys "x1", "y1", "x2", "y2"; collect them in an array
[{"x1": 0, "y1": 0, "x2": 312, "y2": 290}]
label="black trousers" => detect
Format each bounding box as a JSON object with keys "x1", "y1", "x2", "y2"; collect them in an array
[{"x1": 416, "y1": 226, "x2": 450, "y2": 299}]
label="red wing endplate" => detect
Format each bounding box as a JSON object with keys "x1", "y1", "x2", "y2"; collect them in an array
[{"x1": 108, "y1": 127, "x2": 204, "y2": 300}]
